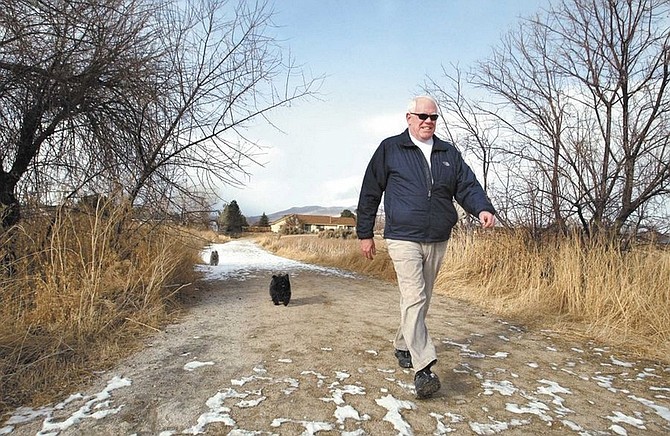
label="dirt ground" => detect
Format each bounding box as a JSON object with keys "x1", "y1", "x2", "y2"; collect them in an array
[{"x1": 3, "y1": 242, "x2": 670, "y2": 435}]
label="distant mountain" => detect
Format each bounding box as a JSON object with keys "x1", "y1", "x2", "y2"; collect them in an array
[{"x1": 246, "y1": 205, "x2": 357, "y2": 225}]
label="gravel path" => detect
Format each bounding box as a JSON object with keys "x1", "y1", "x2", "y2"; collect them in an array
[{"x1": 2, "y1": 240, "x2": 669, "y2": 435}]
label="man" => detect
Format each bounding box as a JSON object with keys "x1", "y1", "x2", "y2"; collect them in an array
[{"x1": 356, "y1": 95, "x2": 495, "y2": 399}]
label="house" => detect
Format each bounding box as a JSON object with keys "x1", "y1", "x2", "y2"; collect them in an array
[{"x1": 270, "y1": 214, "x2": 356, "y2": 234}]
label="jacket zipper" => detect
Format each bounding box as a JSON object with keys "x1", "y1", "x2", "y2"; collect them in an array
[{"x1": 422, "y1": 151, "x2": 432, "y2": 199}]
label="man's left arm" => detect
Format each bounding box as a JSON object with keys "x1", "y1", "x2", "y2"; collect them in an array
[{"x1": 453, "y1": 152, "x2": 496, "y2": 224}]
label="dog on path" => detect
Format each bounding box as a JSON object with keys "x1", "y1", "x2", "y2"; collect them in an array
[
  {"x1": 209, "y1": 250, "x2": 219, "y2": 266},
  {"x1": 270, "y1": 273, "x2": 291, "y2": 306}
]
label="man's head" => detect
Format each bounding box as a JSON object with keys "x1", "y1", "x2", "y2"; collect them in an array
[{"x1": 406, "y1": 96, "x2": 439, "y2": 141}]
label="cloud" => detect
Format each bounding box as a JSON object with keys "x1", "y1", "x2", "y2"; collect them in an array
[
  {"x1": 358, "y1": 111, "x2": 407, "y2": 144},
  {"x1": 318, "y1": 175, "x2": 362, "y2": 207},
  {"x1": 216, "y1": 108, "x2": 406, "y2": 216}
]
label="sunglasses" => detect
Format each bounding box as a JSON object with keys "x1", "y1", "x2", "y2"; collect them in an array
[{"x1": 410, "y1": 112, "x2": 439, "y2": 121}]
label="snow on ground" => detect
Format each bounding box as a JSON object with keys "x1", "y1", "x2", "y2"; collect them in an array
[
  {"x1": 198, "y1": 240, "x2": 356, "y2": 281},
  {"x1": 2, "y1": 240, "x2": 670, "y2": 435}
]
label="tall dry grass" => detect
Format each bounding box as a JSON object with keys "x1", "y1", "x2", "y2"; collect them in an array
[
  {"x1": 257, "y1": 231, "x2": 670, "y2": 363},
  {"x1": 0, "y1": 204, "x2": 213, "y2": 416},
  {"x1": 257, "y1": 233, "x2": 396, "y2": 282},
  {"x1": 437, "y1": 230, "x2": 670, "y2": 360}
]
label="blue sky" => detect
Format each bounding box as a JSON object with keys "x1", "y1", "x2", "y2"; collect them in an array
[{"x1": 220, "y1": 0, "x2": 549, "y2": 218}]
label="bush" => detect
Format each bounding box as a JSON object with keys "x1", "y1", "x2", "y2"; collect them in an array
[
  {"x1": 0, "y1": 204, "x2": 205, "y2": 415},
  {"x1": 317, "y1": 229, "x2": 356, "y2": 239}
]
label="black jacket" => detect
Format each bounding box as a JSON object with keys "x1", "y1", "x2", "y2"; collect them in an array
[{"x1": 356, "y1": 129, "x2": 495, "y2": 242}]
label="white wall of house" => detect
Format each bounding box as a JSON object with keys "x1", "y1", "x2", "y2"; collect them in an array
[
  {"x1": 270, "y1": 221, "x2": 285, "y2": 233},
  {"x1": 269, "y1": 214, "x2": 356, "y2": 234}
]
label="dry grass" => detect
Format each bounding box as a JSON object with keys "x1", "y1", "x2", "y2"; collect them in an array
[
  {"x1": 0, "y1": 205, "x2": 220, "y2": 416},
  {"x1": 257, "y1": 234, "x2": 396, "y2": 282},
  {"x1": 257, "y1": 231, "x2": 670, "y2": 363},
  {"x1": 3, "y1": 222, "x2": 666, "y2": 417}
]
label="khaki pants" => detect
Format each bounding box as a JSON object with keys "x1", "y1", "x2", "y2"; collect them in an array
[{"x1": 386, "y1": 239, "x2": 448, "y2": 372}]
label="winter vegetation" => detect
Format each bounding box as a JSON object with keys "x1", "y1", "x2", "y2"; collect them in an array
[
  {"x1": 425, "y1": 0, "x2": 670, "y2": 239},
  {"x1": 0, "y1": 201, "x2": 225, "y2": 416},
  {"x1": 1, "y1": 0, "x2": 669, "y2": 421},
  {"x1": 0, "y1": 0, "x2": 318, "y2": 416}
]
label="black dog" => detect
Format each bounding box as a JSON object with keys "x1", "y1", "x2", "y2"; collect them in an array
[
  {"x1": 209, "y1": 250, "x2": 219, "y2": 266},
  {"x1": 269, "y1": 273, "x2": 291, "y2": 306}
]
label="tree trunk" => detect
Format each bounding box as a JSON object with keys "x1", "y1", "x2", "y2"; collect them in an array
[{"x1": 0, "y1": 174, "x2": 20, "y2": 229}]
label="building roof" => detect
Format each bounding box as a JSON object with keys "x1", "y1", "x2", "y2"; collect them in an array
[{"x1": 271, "y1": 214, "x2": 356, "y2": 226}]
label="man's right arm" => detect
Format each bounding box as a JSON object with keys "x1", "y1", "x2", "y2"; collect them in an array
[{"x1": 356, "y1": 144, "x2": 386, "y2": 240}]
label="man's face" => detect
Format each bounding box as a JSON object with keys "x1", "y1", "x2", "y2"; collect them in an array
[{"x1": 406, "y1": 98, "x2": 438, "y2": 141}]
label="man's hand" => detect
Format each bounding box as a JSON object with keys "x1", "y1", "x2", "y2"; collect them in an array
[
  {"x1": 479, "y1": 211, "x2": 496, "y2": 229},
  {"x1": 360, "y1": 238, "x2": 376, "y2": 260}
]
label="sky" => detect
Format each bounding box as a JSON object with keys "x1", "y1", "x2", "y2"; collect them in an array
[
  {"x1": 218, "y1": 1, "x2": 551, "y2": 218},
  {"x1": 3, "y1": 240, "x2": 670, "y2": 434}
]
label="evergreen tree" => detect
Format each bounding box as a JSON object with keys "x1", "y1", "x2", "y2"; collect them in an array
[
  {"x1": 258, "y1": 212, "x2": 270, "y2": 227},
  {"x1": 341, "y1": 209, "x2": 355, "y2": 219},
  {"x1": 218, "y1": 200, "x2": 247, "y2": 234}
]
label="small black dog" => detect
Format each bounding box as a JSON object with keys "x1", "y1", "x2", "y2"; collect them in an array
[
  {"x1": 209, "y1": 250, "x2": 219, "y2": 266},
  {"x1": 269, "y1": 273, "x2": 291, "y2": 306}
]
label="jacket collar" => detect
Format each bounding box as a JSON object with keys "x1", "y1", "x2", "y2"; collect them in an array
[{"x1": 400, "y1": 129, "x2": 450, "y2": 151}]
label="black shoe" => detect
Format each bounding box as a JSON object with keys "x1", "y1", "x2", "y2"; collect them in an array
[
  {"x1": 414, "y1": 362, "x2": 440, "y2": 399},
  {"x1": 394, "y1": 349, "x2": 413, "y2": 368}
]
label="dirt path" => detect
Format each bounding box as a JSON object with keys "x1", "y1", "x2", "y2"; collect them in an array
[{"x1": 3, "y1": 240, "x2": 670, "y2": 435}]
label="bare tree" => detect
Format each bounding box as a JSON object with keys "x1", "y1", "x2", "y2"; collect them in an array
[
  {"x1": 0, "y1": 0, "x2": 162, "y2": 227},
  {"x1": 424, "y1": 64, "x2": 501, "y2": 193},
  {"x1": 424, "y1": 64, "x2": 510, "y2": 228},
  {"x1": 118, "y1": 0, "x2": 321, "y2": 211},
  {"x1": 429, "y1": 0, "x2": 670, "y2": 236},
  {"x1": 0, "y1": 0, "x2": 320, "y2": 230}
]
